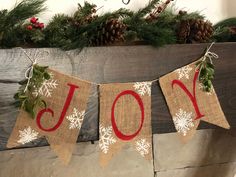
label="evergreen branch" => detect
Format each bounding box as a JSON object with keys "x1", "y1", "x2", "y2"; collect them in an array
[
  {"x1": 73, "y1": 1, "x2": 97, "y2": 22},
  {"x1": 175, "y1": 11, "x2": 205, "y2": 21},
  {"x1": 213, "y1": 18, "x2": 236, "y2": 42},
  {"x1": 214, "y1": 17, "x2": 236, "y2": 29},
  {"x1": 0, "y1": 0, "x2": 46, "y2": 47},
  {"x1": 136, "y1": 0, "x2": 161, "y2": 18},
  {"x1": 196, "y1": 59, "x2": 215, "y2": 92},
  {"x1": 196, "y1": 44, "x2": 218, "y2": 92},
  {"x1": 44, "y1": 14, "x2": 73, "y2": 48},
  {"x1": 130, "y1": 20, "x2": 176, "y2": 46},
  {"x1": 63, "y1": 8, "x2": 133, "y2": 49},
  {"x1": 0, "y1": 0, "x2": 227, "y2": 49},
  {"x1": 124, "y1": 0, "x2": 161, "y2": 27},
  {"x1": 112, "y1": 8, "x2": 134, "y2": 19},
  {"x1": 5, "y1": 0, "x2": 46, "y2": 28}
]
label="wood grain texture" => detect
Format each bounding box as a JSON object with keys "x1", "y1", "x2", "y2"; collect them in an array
[
  {"x1": 0, "y1": 141, "x2": 154, "y2": 177},
  {"x1": 0, "y1": 43, "x2": 235, "y2": 150}
]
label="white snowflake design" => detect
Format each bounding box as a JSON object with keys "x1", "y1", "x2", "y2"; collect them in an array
[
  {"x1": 66, "y1": 108, "x2": 85, "y2": 129},
  {"x1": 133, "y1": 82, "x2": 152, "y2": 96},
  {"x1": 175, "y1": 65, "x2": 193, "y2": 80},
  {"x1": 33, "y1": 73, "x2": 58, "y2": 97},
  {"x1": 135, "y1": 138, "x2": 151, "y2": 157},
  {"x1": 17, "y1": 126, "x2": 39, "y2": 145},
  {"x1": 198, "y1": 83, "x2": 215, "y2": 96},
  {"x1": 173, "y1": 109, "x2": 195, "y2": 136},
  {"x1": 99, "y1": 125, "x2": 117, "y2": 154}
]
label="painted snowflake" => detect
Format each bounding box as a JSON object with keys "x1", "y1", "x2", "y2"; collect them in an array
[
  {"x1": 198, "y1": 83, "x2": 215, "y2": 96},
  {"x1": 175, "y1": 65, "x2": 193, "y2": 80},
  {"x1": 17, "y1": 126, "x2": 39, "y2": 145},
  {"x1": 133, "y1": 82, "x2": 152, "y2": 96},
  {"x1": 173, "y1": 109, "x2": 195, "y2": 136},
  {"x1": 99, "y1": 125, "x2": 117, "y2": 154},
  {"x1": 66, "y1": 108, "x2": 85, "y2": 129},
  {"x1": 135, "y1": 138, "x2": 151, "y2": 157},
  {"x1": 33, "y1": 73, "x2": 58, "y2": 97}
]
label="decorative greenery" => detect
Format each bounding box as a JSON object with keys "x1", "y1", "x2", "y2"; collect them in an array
[
  {"x1": 196, "y1": 47, "x2": 216, "y2": 92},
  {"x1": 214, "y1": 17, "x2": 236, "y2": 29},
  {"x1": 213, "y1": 17, "x2": 236, "y2": 42},
  {"x1": 0, "y1": 0, "x2": 235, "y2": 50},
  {"x1": 3, "y1": 0, "x2": 234, "y2": 118},
  {"x1": 14, "y1": 64, "x2": 50, "y2": 118},
  {"x1": 123, "y1": 0, "x2": 176, "y2": 46},
  {"x1": 0, "y1": 0, "x2": 46, "y2": 48}
]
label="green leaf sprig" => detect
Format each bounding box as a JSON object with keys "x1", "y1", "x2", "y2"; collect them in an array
[
  {"x1": 14, "y1": 64, "x2": 50, "y2": 118},
  {"x1": 196, "y1": 43, "x2": 218, "y2": 92}
]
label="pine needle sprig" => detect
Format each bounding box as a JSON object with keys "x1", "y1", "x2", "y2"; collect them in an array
[
  {"x1": 175, "y1": 11, "x2": 205, "y2": 21},
  {"x1": 73, "y1": 1, "x2": 97, "y2": 25},
  {"x1": 123, "y1": 0, "x2": 176, "y2": 46},
  {"x1": 44, "y1": 14, "x2": 73, "y2": 48},
  {"x1": 5, "y1": 0, "x2": 46, "y2": 27},
  {"x1": 14, "y1": 64, "x2": 50, "y2": 118},
  {"x1": 0, "y1": 0, "x2": 46, "y2": 47},
  {"x1": 62, "y1": 8, "x2": 133, "y2": 49},
  {"x1": 136, "y1": 0, "x2": 161, "y2": 19},
  {"x1": 214, "y1": 17, "x2": 236, "y2": 29},
  {"x1": 196, "y1": 43, "x2": 218, "y2": 92}
]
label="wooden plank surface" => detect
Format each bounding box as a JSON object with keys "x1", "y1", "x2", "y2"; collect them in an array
[
  {"x1": 0, "y1": 130, "x2": 236, "y2": 177},
  {"x1": 0, "y1": 142, "x2": 154, "y2": 177},
  {"x1": 0, "y1": 43, "x2": 236, "y2": 150},
  {"x1": 154, "y1": 129, "x2": 236, "y2": 177}
]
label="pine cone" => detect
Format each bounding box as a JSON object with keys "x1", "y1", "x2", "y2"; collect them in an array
[
  {"x1": 177, "y1": 20, "x2": 191, "y2": 43},
  {"x1": 90, "y1": 19, "x2": 126, "y2": 46},
  {"x1": 177, "y1": 19, "x2": 214, "y2": 43}
]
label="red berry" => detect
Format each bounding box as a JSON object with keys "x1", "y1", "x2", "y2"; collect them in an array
[
  {"x1": 38, "y1": 23, "x2": 44, "y2": 29},
  {"x1": 30, "y1": 17, "x2": 38, "y2": 24},
  {"x1": 27, "y1": 25, "x2": 33, "y2": 30},
  {"x1": 34, "y1": 22, "x2": 40, "y2": 28}
]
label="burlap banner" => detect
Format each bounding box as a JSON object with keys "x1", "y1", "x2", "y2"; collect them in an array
[
  {"x1": 159, "y1": 61, "x2": 230, "y2": 142},
  {"x1": 6, "y1": 45, "x2": 232, "y2": 165},
  {"x1": 7, "y1": 69, "x2": 92, "y2": 164},
  {"x1": 99, "y1": 82, "x2": 152, "y2": 166}
]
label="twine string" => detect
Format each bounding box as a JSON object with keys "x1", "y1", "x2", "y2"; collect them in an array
[
  {"x1": 16, "y1": 48, "x2": 38, "y2": 92},
  {"x1": 24, "y1": 54, "x2": 37, "y2": 92},
  {"x1": 203, "y1": 42, "x2": 219, "y2": 61},
  {"x1": 16, "y1": 43, "x2": 218, "y2": 88},
  {"x1": 195, "y1": 42, "x2": 218, "y2": 72},
  {"x1": 16, "y1": 48, "x2": 49, "y2": 92}
]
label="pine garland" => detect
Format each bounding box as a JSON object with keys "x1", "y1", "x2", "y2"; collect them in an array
[
  {"x1": 0, "y1": 0, "x2": 235, "y2": 50},
  {"x1": 213, "y1": 18, "x2": 236, "y2": 42},
  {"x1": 0, "y1": 0, "x2": 46, "y2": 47}
]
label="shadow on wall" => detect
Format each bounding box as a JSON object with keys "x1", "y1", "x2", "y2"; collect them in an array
[{"x1": 227, "y1": 0, "x2": 236, "y2": 18}]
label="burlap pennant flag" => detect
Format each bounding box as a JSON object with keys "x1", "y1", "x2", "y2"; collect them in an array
[
  {"x1": 159, "y1": 61, "x2": 230, "y2": 142},
  {"x1": 7, "y1": 69, "x2": 91, "y2": 164},
  {"x1": 99, "y1": 82, "x2": 152, "y2": 166}
]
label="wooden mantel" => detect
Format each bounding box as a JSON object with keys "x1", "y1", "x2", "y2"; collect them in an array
[{"x1": 0, "y1": 43, "x2": 235, "y2": 150}]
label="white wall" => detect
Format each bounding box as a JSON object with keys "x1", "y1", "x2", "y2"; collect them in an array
[{"x1": 0, "y1": 0, "x2": 236, "y2": 24}]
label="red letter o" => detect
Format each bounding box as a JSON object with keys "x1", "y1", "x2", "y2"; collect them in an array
[{"x1": 111, "y1": 90, "x2": 145, "y2": 141}]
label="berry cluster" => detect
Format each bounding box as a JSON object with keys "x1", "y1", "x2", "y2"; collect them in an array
[{"x1": 27, "y1": 17, "x2": 44, "y2": 30}]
